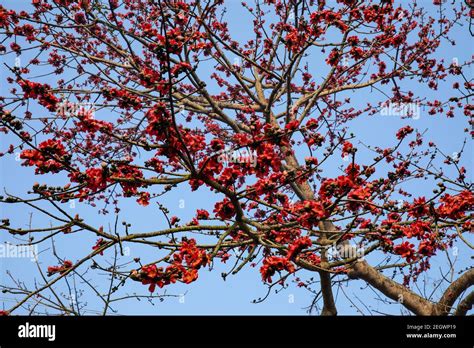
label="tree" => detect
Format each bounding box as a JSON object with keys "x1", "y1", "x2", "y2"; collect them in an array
[{"x1": 0, "y1": 0, "x2": 472, "y2": 316}]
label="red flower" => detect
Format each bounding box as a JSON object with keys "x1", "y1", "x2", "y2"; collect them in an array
[
  {"x1": 85, "y1": 168, "x2": 107, "y2": 190},
  {"x1": 53, "y1": 0, "x2": 75, "y2": 6},
  {"x1": 0, "y1": 6, "x2": 9, "y2": 29},
  {"x1": 291, "y1": 200, "x2": 327, "y2": 228},
  {"x1": 102, "y1": 88, "x2": 142, "y2": 110},
  {"x1": 214, "y1": 198, "x2": 236, "y2": 220},
  {"x1": 196, "y1": 209, "x2": 210, "y2": 220},
  {"x1": 170, "y1": 216, "x2": 180, "y2": 225},
  {"x1": 139, "y1": 264, "x2": 163, "y2": 292},
  {"x1": 326, "y1": 49, "x2": 340, "y2": 66},
  {"x1": 20, "y1": 139, "x2": 67, "y2": 174},
  {"x1": 285, "y1": 28, "x2": 307, "y2": 53},
  {"x1": 74, "y1": 110, "x2": 113, "y2": 134},
  {"x1": 285, "y1": 120, "x2": 300, "y2": 131},
  {"x1": 137, "y1": 192, "x2": 150, "y2": 206},
  {"x1": 396, "y1": 126, "x2": 414, "y2": 140},
  {"x1": 437, "y1": 190, "x2": 474, "y2": 219},
  {"x1": 112, "y1": 164, "x2": 144, "y2": 196},
  {"x1": 92, "y1": 238, "x2": 107, "y2": 255},
  {"x1": 135, "y1": 239, "x2": 209, "y2": 292},
  {"x1": 319, "y1": 175, "x2": 355, "y2": 199},
  {"x1": 341, "y1": 141, "x2": 353, "y2": 158},
  {"x1": 306, "y1": 118, "x2": 319, "y2": 129},
  {"x1": 408, "y1": 197, "x2": 429, "y2": 218},
  {"x1": 182, "y1": 269, "x2": 198, "y2": 284},
  {"x1": 170, "y1": 62, "x2": 192, "y2": 76},
  {"x1": 418, "y1": 240, "x2": 436, "y2": 257},
  {"x1": 177, "y1": 239, "x2": 210, "y2": 269},
  {"x1": 74, "y1": 12, "x2": 86, "y2": 24},
  {"x1": 140, "y1": 67, "x2": 161, "y2": 87},
  {"x1": 401, "y1": 221, "x2": 431, "y2": 239},
  {"x1": 393, "y1": 242, "x2": 416, "y2": 262},
  {"x1": 347, "y1": 186, "x2": 371, "y2": 211},
  {"x1": 286, "y1": 237, "x2": 312, "y2": 260},
  {"x1": 47, "y1": 260, "x2": 73, "y2": 276},
  {"x1": 10, "y1": 42, "x2": 21, "y2": 53},
  {"x1": 18, "y1": 80, "x2": 59, "y2": 111},
  {"x1": 260, "y1": 256, "x2": 295, "y2": 283}
]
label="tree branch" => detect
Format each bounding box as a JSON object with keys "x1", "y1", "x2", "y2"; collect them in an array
[
  {"x1": 454, "y1": 291, "x2": 474, "y2": 316},
  {"x1": 347, "y1": 259, "x2": 436, "y2": 315},
  {"x1": 435, "y1": 268, "x2": 474, "y2": 315}
]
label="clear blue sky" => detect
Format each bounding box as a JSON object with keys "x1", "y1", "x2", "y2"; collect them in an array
[{"x1": 0, "y1": 0, "x2": 472, "y2": 315}]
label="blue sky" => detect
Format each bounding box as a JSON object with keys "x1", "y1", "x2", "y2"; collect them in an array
[{"x1": 0, "y1": 0, "x2": 472, "y2": 315}]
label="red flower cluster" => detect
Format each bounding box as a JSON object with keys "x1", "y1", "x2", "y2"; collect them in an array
[
  {"x1": 136, "y1": 239, "x2": 210, "y2": 292},
  {"x1": 136, "y1": 264, "x2": 182, "y2": 293},
  {"x1": 139, "y1": 67, "x2": 161, "y2": 88},
  {"x1": 291, "y1": 200, "x2": 327, "y2": 228},
  {"x1": 347, "y1": 186, "x2": 371, "y2": 211},
  {"x1": 396, "y1": 126, "x2": 414, "y2": 140},
  {"x1": 408, "y1": 197, "x2": 429, "y2": 218},
  {"x1": 53, "y1": 0, "x2": 75, "y2": 6},
  {"x1": 18, "y1": 80, "x2": 59, "y2": 112},
  {"x1": 310, "y1": 10, "x2": 348, "y2": 32},
  {"x1": 102, "y1": 88, "x2": 142, "y2": 110},
  {"x1": 268, "y1": 227, "x2": 301, "y2": 244},
  {"x1": 286, "y1": 237, "x2": 312, "y2": 260},
  {"x1": 47, "y1": 260, "x2": 73, "y2": 276},
  {"x1": 261, "y1": 235, "x2": 315, "y2": 283},
  {"x1": 437, "y1": 190, "x2": 473, "y2": 219},
  {"x1": 251, "y1": 173, "x2": 285, "y2": 196},
  {"x1": 71, "y1": 163, "x2": 147, "y2": 203},
  {"x1": 0, "y1": 6, "x2": 9, "y2": 29},
  {"x1": 170, "y1": 62, "x2": 192, "y2": 76},
  {"x1": 20, "y1": 139, "x2": 67, "y2": 174},
  {"x1": 341, "y1": 141, "x2": 353, "y2": 158},
  {"x1": 144, "y1": 103, "x2": 170, "y2": 140},
  {"x1": 381, "y1": 212, "x2": 402, "y2": 228},
  {"x1": 182, "y1": 131, "x2": 206, "y2": 154},
  {"x1": 196, "y1": 209, "x2": 210, "y2": 220},
  {"x1": 393, "y1": 241, "x2": 416, "y2": 262},
  {"x1": 84, "y1": 167, "x2": 108, "y2": 191},
  {"x1": 326, "y1": 49, "x2": 341, "y2": 67},
  {"x1": 13, "y1": 24, "x2": 36, "y2": 42},
  {"x1": 401, "y1": 221, "x2": 431, "y2": 239},
  {"x1": 112, "y1": 164, "x2": 144, "y2": 196},
  {"x1": 320, "y1": 175, "x2": 355, "y2": 199},
  {"x1": 156, "y1": 28, "x2": 187, "y2": 54},
  {"x1": 417, "y1": 239, "x2": 437, "y2": 257},
  {"x1": 74, "y1": 110, "x2": 113, "y2": 134},
  {"x1": 285, "y1": 28, "x2": 308, "y2": 53},
  {"x1": 174, "y1": 239, "x2": 210, "y2": 269},
  {"x1": 255, "y1": 142, "x2": 281, "y2": 175},
  {"x1": 260, "y1": 256, "x2": 295, "y2": 283},
  {"x1": 137, "y1": 192, "x2": 150, "y2": 206},
  {"x1": 214, "y1": 198, "x2": 236, "y2": 220}
]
